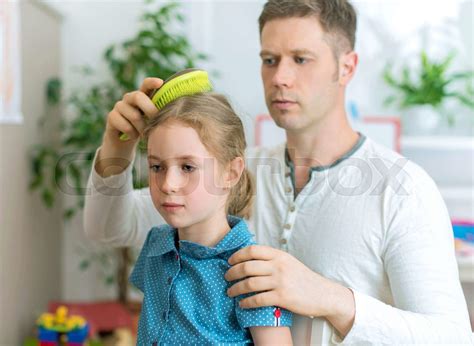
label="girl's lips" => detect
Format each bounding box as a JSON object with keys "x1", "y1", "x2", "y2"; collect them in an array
[{"x1": 162, "y1": 203, "x2": 184, "y2": 212}]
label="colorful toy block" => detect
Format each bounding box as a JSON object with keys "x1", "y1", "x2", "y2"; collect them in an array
[{"x1": 36, "y1": 306, "x2": 89, "y2": 346}]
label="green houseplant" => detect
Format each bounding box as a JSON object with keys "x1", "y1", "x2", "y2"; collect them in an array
[
  {"x1": 383, "y1": 51, "x2": 474, "y2": 133},
  {"x1": 29, "y1": 0, "x2": 209, "y2": 304}
]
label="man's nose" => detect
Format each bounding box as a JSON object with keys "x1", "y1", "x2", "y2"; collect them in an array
[{"x1": 272, "y1": 59, "x2": 295, "y2": 88}]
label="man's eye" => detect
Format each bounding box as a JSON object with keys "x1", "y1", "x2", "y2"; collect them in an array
[
  {"x1": 262, "y1": 57, "x2": 275, "y2": 65},
  {"x1": 149, "y1": 164, "x2": 162, "y2": 173},
  {"x1": 295, "y1": 57, "x2": 307, "y2": 64},
  {"x1": 182, "y1": 165, "x2": 196, "y2": 173}
]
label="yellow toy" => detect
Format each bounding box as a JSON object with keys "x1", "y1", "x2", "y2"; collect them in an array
[
  {"x1": 37, "y1": 306, "x2": 86, "y2": 332},
  {"x1": 37, "y1": 306, "x2": 88, "y2": 346}
]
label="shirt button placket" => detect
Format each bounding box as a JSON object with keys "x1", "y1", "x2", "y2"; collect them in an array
[{"x1": 280, "y1": 194, "x2": 297, "y2": 251}]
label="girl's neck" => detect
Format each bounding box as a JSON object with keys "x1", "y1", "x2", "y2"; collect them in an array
[{"x1": 177, "y1": 210, "x2": 231, "y2": 247}]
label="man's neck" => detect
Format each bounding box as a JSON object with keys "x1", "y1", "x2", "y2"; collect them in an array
[
  {"x1": 286, "y1": 115, "x2": 359, "y2": 168},
  {"x1": 286, "y1": 113, "x2": 360, "y2": 195}
]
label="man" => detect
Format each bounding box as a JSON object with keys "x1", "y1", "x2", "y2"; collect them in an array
[{"x1": 84, "y1": 0, "x2": 472, "y2": 343}]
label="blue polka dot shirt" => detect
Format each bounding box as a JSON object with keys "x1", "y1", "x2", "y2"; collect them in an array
[{"x1": 129, "y1": 216, "x2": 292, "y2": 345}]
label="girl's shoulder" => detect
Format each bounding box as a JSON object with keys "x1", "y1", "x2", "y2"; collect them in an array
[{"x1": 203, "y1": 216, "x2": 257, "y2": 261}]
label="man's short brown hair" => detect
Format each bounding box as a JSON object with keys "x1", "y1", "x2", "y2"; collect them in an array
[{"x1": 258, "y1": 0, "x2": 357, "y2": 57}]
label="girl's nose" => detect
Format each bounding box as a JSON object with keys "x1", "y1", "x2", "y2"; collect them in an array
[{"x1": 160, "y1": 169, "x2": 182, "y2": 194}]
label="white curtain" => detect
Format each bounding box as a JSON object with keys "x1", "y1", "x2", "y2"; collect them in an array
[{"x1": 0, "y1": 0, "x2": 22, "y2": 124}]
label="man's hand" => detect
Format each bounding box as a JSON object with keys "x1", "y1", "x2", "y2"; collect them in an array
[
  {"x1": 225, "y1": 245, "x2": 356, "y2": 337},
  {"x1": 96, "y1": 77, "x2": 163, "y2": 178},
  {"x1": 105, "y1": 77, "x2": 163, "y2": 144}
]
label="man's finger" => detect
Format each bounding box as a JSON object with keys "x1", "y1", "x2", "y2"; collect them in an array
[
  {"x1": 115, "y1": 100, "x2": 146, "y2": 135},
  {"x1": 227, "y1": 276, "x2": 275, "y2": 298},
  {"x1": 227, "y1": 245, "x2": 276, "y2": 266},
  {"x1": 140, "y1": 77, "x2": 164, "y2": 95},
  {"x1": 224, "y1": 260, "x2": 273, "y2": 282},
  {"x1": 124, "y1": 91, "x2": 159, "y2": 118},
  {"x1": 108, "y1": 109, "x2": 140, "y2": 140},
  {"x1": 238, "y1": 291, "x2": 280, "y2": 309}
]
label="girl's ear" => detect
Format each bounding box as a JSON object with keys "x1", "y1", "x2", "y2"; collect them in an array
[{"x1": 224, "y1": 157, "x2": 245, "y2": 189}]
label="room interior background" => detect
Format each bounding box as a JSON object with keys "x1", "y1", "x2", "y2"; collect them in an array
[{"x1": 0, "y1": 0, "x2": 472, "y2": 344}]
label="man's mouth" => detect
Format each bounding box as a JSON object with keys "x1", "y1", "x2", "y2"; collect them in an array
[{"x1": 272, "y1": 99, "x2": 297, "y2": 110}]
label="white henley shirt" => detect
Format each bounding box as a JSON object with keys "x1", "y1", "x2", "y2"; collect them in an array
[{"x1": 84, "y1": 135, "x2": 472, "y2": 344}]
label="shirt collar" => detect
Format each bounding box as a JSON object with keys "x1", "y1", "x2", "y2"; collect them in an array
[
  {"x1": 147, "y1": 216, "x2": 253, "y2": 259},
  {"x1": 285, "y1": 132, "x2": 366, "y2": 172},
  {"x1": 146, "y1": 225, "x2": 178, "y2": 257}
]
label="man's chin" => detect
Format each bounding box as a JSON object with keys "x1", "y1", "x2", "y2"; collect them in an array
[{"x1": 270, "y1": 112, "x2": 301, "y2": 131}]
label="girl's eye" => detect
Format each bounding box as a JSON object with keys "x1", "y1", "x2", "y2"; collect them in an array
[
  {"x1": 149, "y1": 164, "x2": 163, "y2": 173},
  {"x1": 182, "y1": 164, "x2": 196, "y2": 173}
]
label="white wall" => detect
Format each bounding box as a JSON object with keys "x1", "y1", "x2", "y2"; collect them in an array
[
  {"x1": 0, "y1": 1, "x2": 63, "y2": 344},
  {"x1": 45, "y1": 0, "x2": 474, "y2": 141},
  {"x1": 41, "y1": 0, "x2": 473, "y2": 302},
  {"x1": 350, "y1": 0, "x2": 473, "y2": 126},
  {"x1": 43, "y1": 0, "x2": 154, "y2": 302},
  {"x1": 186, "y1": 1, "x2": 267, "y2": 140}
]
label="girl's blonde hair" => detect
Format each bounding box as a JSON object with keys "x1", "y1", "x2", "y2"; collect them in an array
[{"x1": 144, "y1": 93, "x2": 254, "y2": 219}]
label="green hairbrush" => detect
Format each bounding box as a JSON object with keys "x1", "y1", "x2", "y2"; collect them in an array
[{"x1": 119, "y1": 68, "x2": 213, "y2": 141}]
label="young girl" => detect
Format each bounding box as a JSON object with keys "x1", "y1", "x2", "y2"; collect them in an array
[{"x1": 129, "y1": 93, "x2": 293, "y2": 345}]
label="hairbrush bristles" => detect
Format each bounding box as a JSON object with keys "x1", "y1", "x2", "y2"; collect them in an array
[
  {"x1": 151, "y1": 69, "x2": 213, "y2": 110},
  {"x1": 119, "y1": 68, "x2": 212, "y2": 141}
]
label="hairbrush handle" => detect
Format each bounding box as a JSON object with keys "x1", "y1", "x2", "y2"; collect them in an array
[{"x1": 119, "y1": 132, "x2": 131, "y2": 141}]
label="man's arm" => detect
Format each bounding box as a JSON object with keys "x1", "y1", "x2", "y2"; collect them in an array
[
  {"x1": 225, "y1": 175, "x2": 473, "y2": 343},
  {"x1": 225, "y1": 242, "x2": 472, "y2": 343},
  {"x1": 84, "y1": 147, "x2": 160, "y2": 247},
  {"x1": 250, "y1": 326, "x2": 293, "y2": 346},
  {"x1": 83, "y1": 78, "x2": 164, "y2": 247}
]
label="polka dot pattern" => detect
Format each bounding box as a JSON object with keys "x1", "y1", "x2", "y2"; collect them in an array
[{"x1": 129, "y1": 216, "x2": 292, "y2": 345}]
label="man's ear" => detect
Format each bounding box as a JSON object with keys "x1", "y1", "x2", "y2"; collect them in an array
[
  {"x1": 339, "y1": 51, "x2": 358, "y2": 85},
  {"x1": 224, "y1": 157, "x2": 245, "y2": 189}
]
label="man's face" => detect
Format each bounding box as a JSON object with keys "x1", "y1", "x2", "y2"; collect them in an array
[{"x1": 260, "y1": 17, "x2": 343, "y2": 134}]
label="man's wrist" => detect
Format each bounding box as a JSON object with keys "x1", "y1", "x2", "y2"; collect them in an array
[
  {"x1": 95, "y1": 141, "x2": 136, "y2": 178},
  {"x1": 324, "y1": 282, "x2": 356, "y2": 338}
]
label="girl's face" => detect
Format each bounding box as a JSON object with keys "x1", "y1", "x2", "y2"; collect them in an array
[{"x1": 147, "y1": 121, "x2": 229, "y2": 231}]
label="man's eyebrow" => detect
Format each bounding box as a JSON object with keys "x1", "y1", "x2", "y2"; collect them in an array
[
  {"x1": 259, "y1": 50, "x2": 277, "y2": 57},
  {"x1": 290, "y1": 49, "x2": 317, "y2": 57},
  {"x1": 260, "y1": 49, "x2": 317, "y2": 57}
]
